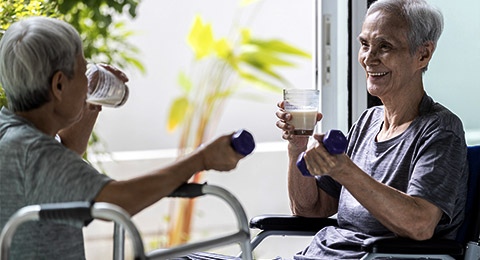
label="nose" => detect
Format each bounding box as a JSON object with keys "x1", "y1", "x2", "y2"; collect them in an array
[{"x1": 362, "y1": 49, "x2": 379, "y2": 67}]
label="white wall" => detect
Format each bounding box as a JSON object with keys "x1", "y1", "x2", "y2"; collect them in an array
[{"x1": 94, "y1": 0, "x2": 314, "y2": 152}]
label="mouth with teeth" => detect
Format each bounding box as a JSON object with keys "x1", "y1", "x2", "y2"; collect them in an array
[{"x1": 368, "y1": 72, "x2": 389, "y2": 77}]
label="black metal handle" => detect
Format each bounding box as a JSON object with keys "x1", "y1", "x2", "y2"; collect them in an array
[
  {"x1": 39, "y1": 201, "x2": 93, "y2": 226},
  {"x1": 168, "y1": 183, "x2": 206, "y2": 198}
]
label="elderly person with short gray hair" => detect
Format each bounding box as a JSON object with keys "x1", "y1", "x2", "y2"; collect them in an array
[
  {"x1": 275, "y1": 0, "x2": 468, "y2": 258},
  {"x1": 0, "y1": 16, "x2": 246, "y2": 259}
]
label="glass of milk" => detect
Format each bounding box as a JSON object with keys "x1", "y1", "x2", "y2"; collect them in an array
[
  {"x1": 283, "y1": 89, "x2": 319, "y2": 136},
  {"x1": 86, "y1": 64, "x2": 129, "y2": 107}
]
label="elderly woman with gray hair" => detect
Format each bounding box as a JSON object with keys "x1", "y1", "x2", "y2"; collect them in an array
[
  {"x1": 275, "y1": 0, "x2": 468, "y2": 258},
  {"x1": 0, "y1": 16, "x2": 247, "y2": 259}
]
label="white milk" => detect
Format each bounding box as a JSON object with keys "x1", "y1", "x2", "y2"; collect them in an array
[{"x1": 287, "y1": 110, "x2": 317, "y2": 135}]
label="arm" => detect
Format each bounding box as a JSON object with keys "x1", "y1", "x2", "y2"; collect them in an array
[
  {"x1": 304, "y1": 137, "x2": 442, "y2": 240},
  {"x1": 58, "y1": 104, "x2": 101, "y2": 156},
  {"x1": 276, "y1": 101, "x2": 338, "y2": 218},
  {"x1": 95, "y1": 133, "x2": 245, "y2": 216},
  {"x1": 58, "y1": 64, "x2": 128, "y2": 156}
]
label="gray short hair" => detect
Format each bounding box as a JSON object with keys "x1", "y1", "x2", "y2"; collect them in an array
[
  {"x1": 367, "y1": 0, "x2": 444, "y2": 72},
  {"x1": 0, "y1": 16, "x2": 83, "y2": 112}
]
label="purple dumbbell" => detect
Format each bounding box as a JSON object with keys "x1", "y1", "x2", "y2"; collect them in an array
[
  {"x1": 231, "y1": 129, "x2": 255, "y2": 156},
  {"x1": 296, "y1": 129, "x2": 347, "y2": 177}
]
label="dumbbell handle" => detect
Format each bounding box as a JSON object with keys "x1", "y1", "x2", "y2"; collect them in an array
[
  {"x1": 296, "y1": 130, "x2": 347, "y2": 177},
  {"x1": 231, "y1": 129, "x2": 255, "y2": 156}
]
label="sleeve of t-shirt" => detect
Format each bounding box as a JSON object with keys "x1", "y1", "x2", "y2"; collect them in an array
[
  {"x1": 407, "y1": 130, "x2": 467, "y2": 223},
  {"x1": 23, "y1": 138, "x2": 112, "y2": 226}
]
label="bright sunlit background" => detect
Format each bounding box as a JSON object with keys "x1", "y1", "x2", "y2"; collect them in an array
[
  {"x1": 84, "y1": 0, "x2": 480, "y2": 259},
  {"x1": 85, "y1": 0, "x2": 314, "y2": 259}
]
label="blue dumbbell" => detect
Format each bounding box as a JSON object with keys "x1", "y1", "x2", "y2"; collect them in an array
[
  {"x1": 231, "y1": 129, "x2": 255, "y2": 156},
  {"x1": 296, "y1": 130, "x2": 347, "y2": 177}
]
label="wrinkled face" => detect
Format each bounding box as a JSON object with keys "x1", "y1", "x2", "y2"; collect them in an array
[
  {"x1": 61, "y1": 55, "x2": 88, "y2": 125},
  {"x1": 358, "y1": 11, "x2": 420, "y2": 100}
]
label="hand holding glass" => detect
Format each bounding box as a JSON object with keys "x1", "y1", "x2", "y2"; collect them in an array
[
  {"x1": 86, "y1": 64, "x2": 129, "y2": 107},
  {"x1": 283, "y1": 89, "x2": 319, "y2": 136}
]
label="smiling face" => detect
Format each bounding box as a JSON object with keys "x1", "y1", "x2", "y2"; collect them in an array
[{"x1": 358, "y1": 10, "x2": 424, "y2": 101}]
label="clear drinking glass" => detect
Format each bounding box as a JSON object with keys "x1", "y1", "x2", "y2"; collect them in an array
[
  {"x1": 86, "y1": 64, "x2": 129, "y2": 107},
  {"x1": 283, "y1": 89, "x2": 320, "y2": 136}
]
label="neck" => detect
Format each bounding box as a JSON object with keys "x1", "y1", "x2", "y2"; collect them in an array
[
  {"x1": 378, "y1": 81, "x2": 424, "y2": 142},
  {"x1": 15, "y1": 104, "x2": 63, "y2": 137}
]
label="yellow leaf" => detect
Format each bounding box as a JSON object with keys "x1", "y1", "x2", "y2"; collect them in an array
[
  {"x1": 178, "y1": 71, "x2": 192, "y2": 93},
  {"x1": 241, "y1": 28, "x2": 251, "y2": 44},
  {"x1": 214, "y1": 38, "x2": 231, "y2": 59},
  {"x1": 167, "y1": 97, "x2": 191, "y2": 132},
  {"x1": 187, "y1": 15, "x2": 214, "y2": 59},
  {"x1": 240, "y1": 0, "x2": 261, "y2": 7},
  {"x1": 250, "y1": 39, "x2": 311, "y2": 58}
]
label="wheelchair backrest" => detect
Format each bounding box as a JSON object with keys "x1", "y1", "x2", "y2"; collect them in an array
[{"x1": 455, "y1": 145, "x2": 480, "y2": 244}]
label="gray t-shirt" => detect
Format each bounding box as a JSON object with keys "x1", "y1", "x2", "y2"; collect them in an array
[
  {"x1": 295, "y1": 94, "x2": 468, "y2": 259},
  {"x1": 0, "y1": 108, "x2": 112, "y2": 259}
]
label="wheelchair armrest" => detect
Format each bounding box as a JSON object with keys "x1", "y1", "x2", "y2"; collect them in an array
[
  {"x1": 250, "y1": 214, "x2": 338, "y2": 232},
  {"x1": 361, "y1": 237, "x2": 464, "y2": 256}
]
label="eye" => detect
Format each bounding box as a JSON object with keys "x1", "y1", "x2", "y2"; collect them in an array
[
  {"x1": 380, "y1": 43, "x2": 392, "y2": 51},
  {"x1": 360, "y1": 40, "x2": 369, "y2": 50}
]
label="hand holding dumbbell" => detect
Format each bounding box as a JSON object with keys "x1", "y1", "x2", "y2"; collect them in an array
[{"x1": 296, "y1": 130, "x2": 347, "y2": 177}]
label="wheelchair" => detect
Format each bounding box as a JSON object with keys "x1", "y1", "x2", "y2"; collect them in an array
[{"x1": 1, "y1": 145, "x2": 480, "y2": 259}]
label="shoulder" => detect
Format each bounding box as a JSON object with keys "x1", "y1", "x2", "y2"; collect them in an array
[
  {"x1": 416, "y1": 94, "x2": 465, "y2": 140},
  {"x1": 348, "y1": 106, "x2": 383, "y2": 137}
]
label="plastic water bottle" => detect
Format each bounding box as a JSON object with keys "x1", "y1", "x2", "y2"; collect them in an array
[
  {"x1": 296, "y1": 130, "x2": 347, "y2": 177},
  {"x1": 231, "y1": 129, "x2": 255, "y2": 156}
]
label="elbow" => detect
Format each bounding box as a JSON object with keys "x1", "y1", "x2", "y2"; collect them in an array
[
  {"x1": 397, "y1": 221, "x2": 436, "y2": 241},
  {"x1": 405, "y1": 229, "x2": 434, "y2": 241},
  {"x1": 290, "y1": 202, "x2": 316, "y2": 217},
  {"x1": 290, "y1": 202, "x2": 333, "y2": 218}
]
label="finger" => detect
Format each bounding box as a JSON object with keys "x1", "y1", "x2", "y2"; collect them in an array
[
  {"x1": 316, "y1": 112, "x2": 323, "y2": 122},
  {"x1": 276, "y1": 120, "x2": 294, "y2": 131},
  {"x1": 313, "y1": 144, "x2": 337, "y2": 169},
  {"x1": 276, "y1": 110, "x2": 291, "y2": 121},
  {"x1": 282, "y1": 132, "x2": 293, "y2": 141},
  {"x1": 304, "y1": 149, "x2": 329, "y2": 175},
  {"x1": 99, "y1": 64, "x2": 129, "y2": 82},
  {"x1": 277, "y1": 100, "x2": 285, "y2": 109},
  {"x1": 312, "y1": 134, "x2": 325, "y2": 143}
]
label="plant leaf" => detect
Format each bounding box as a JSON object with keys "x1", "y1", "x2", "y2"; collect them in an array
[
  {"x1": 187, "y1": 15, "x2": 214, "y2": 59},
  {"x1": 239, "y1": 49, "x2": 296, "y2": 67},
  {"x1": 208, "y1": 88, "x2": 235, "y2": 102},
  {"x1": 238, "y1": 71, "x2": 283, "y2": 93},
  {"x1": 214, "y1": 37, "x2": 231, "y2": 59},
  {"x1": 167, "y1": 96, "x2": 191, "y2": 132},
  {"x1": 240, "y1": 0, "x2": 261, "y2": 7},
  {"x1": 250, "y1": 39, "x2": 311, "y2": 58},
  {"x1": 178, "y1": 71, "x2": 192, "y2": 93},
  {"x1": 240, "y1": 28, "x2": 251, "y2": 44}
]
